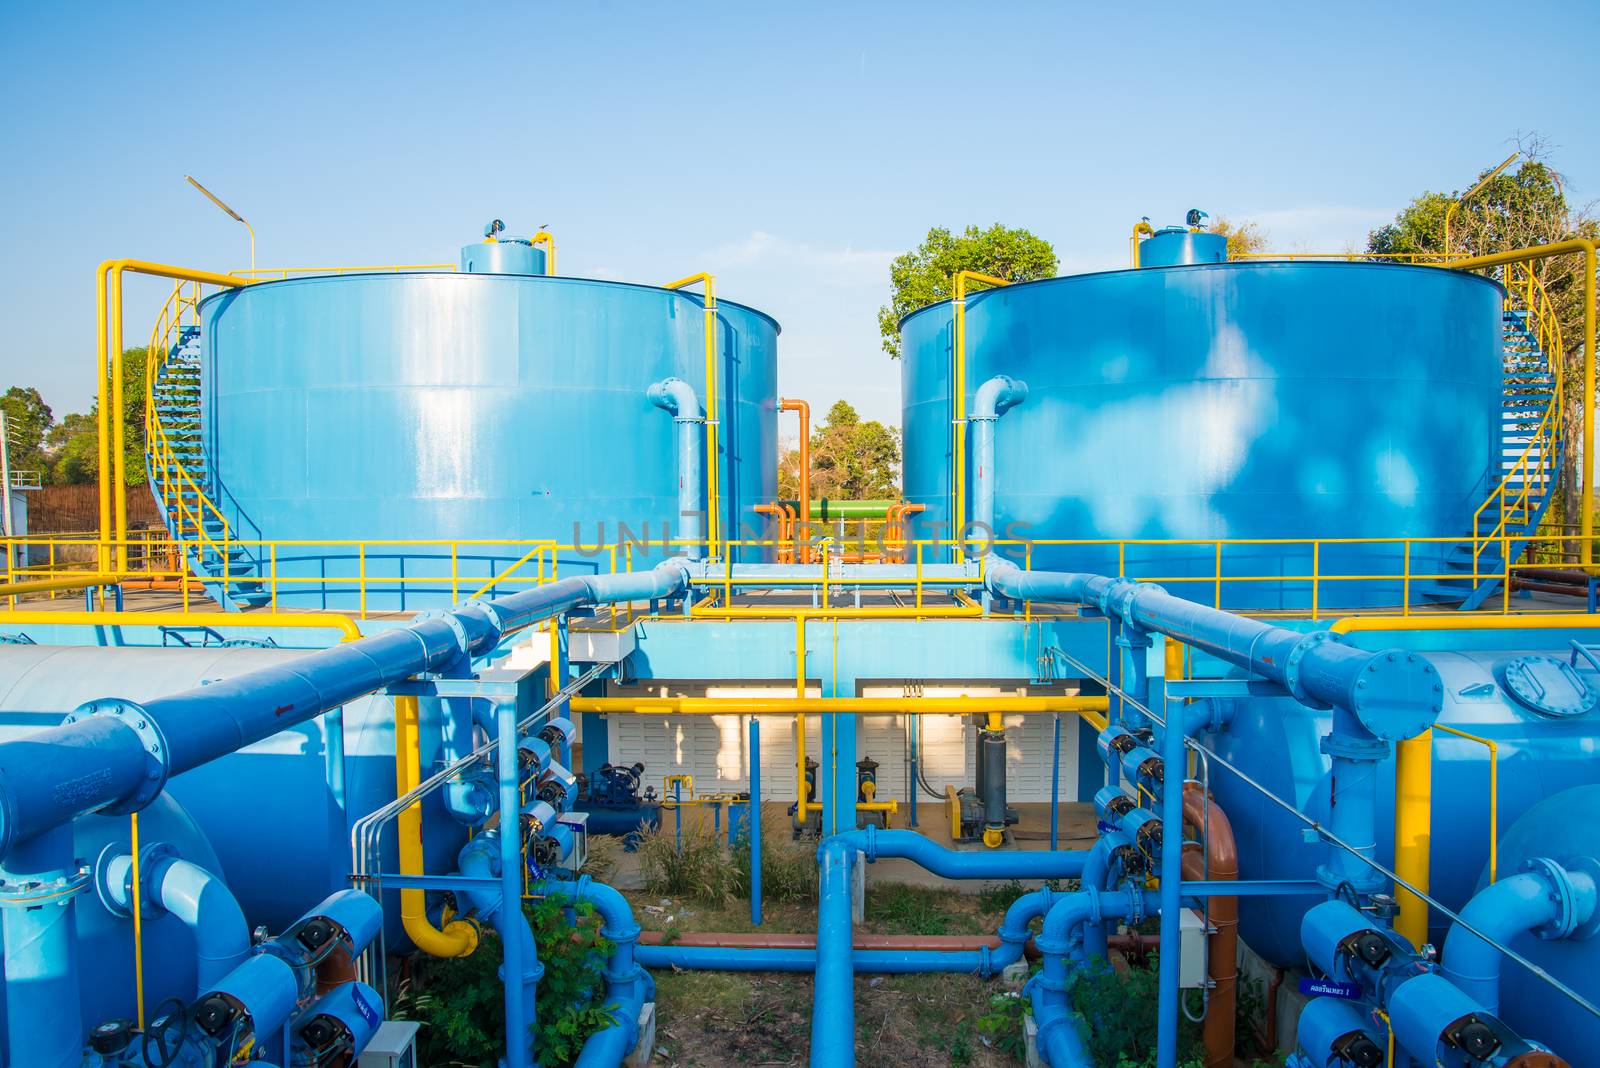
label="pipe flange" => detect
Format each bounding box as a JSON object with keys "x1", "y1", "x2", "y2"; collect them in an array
[
  {"x1": 95, "y1": 840, "x2": 176, "y2": 920},
  {"x1": 1350, "y1": 650, "x2": 1444, "y2": 741},
  {"x1": 1566, "y1": 855, "x2": 1600, "y2": 941},
  {"x1": 1319, "y1": 731, "x2": 1389, "y2": 762},
  {"x1": 0, "y1": 865, "x2": 90, "y2": 907},
  {"x1": 410, "y1": 609, "x2": 474, "y2": 669},
  {"x1": 1525, "y1": 857, "x2": 1582, "y2": 940},
  {"x1": 1283, "y1": 631, "x2": 1341, "y2": 709},
  {"x1": 65, "y1": 699, "x2": 169, "y2": 814}
]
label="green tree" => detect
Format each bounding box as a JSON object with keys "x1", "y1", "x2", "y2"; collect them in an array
[
  {"x1": 1369, "y1": 142, "x2": 1598, "y2": 520},
  {"x1": 46, "y1": 411, "x2": 99, "y2": 485},
  {"x1": 0, "y1": 387, "x2": 53, "y2": 481},
  {"x1": 780, "y1": 400, "x2": 901, "y2": 499},
  {"x1": 877, "y1": 224, "x2": 1057, "y2": 359}
]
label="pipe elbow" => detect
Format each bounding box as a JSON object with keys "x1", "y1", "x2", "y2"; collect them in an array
[
  {"x1": 151, "y1": 857, "x2": 252, "y2": 989},
  {"x1": 406, "y1": 912, "x2": 481, "y2": 958},
  {"x1": 971, "y1": 375, "x2": 1029, "y2": 421},
  {"x1": 648, "y1": 377, "x2": 703, "y2": 421}
]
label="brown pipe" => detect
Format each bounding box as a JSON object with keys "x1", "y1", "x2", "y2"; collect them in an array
[
  {"x1": 1183, "y1": 784, "x2": 1239, "y2": 1068},
  {"x1": 780, "y1": 398, "x2": 810, "y2": 562},
  {"x1": 634, "y1": 929, "x2": 1036, "y2": 957}
]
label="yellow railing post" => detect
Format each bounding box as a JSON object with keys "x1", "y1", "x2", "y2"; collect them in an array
[{"x1": 1394, "y1": 729, "x2": 1433, "y2": 947}]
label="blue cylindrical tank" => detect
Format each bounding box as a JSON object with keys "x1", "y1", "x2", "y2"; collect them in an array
[
  {"x1": 901, "y1": 262, "x2": 1503, "y2": 609},
  {"x1": 461, "y1": 237, "x2": 547, "y2": 275},
  {"x1": 1139, "y1": 227, "x2": 1227, "y2": 267},
  {"x1": 1485, "y1": 784, "x2": 1600, "y2": 1058},
  {"x1": 1208, "y1": 641, "x2": 1600, "y2": 966},
  {"x1": 0, "y1": 646, "x2": 457, "y2": 943},
  {"x1": 197, "y1": 253, "x2": 780, "y2": 610}
]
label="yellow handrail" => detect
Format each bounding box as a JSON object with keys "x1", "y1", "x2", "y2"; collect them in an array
[
  {"x1": 1450, "y1": 240, "x2": 1597, "y2": 563},
  {"x1": 951, "y1": 270, "x2": 1012, "y2": 561}
]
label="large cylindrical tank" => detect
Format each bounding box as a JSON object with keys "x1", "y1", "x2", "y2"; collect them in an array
[
  {"x1": 1486, "y1": 784, "x2": 1600, "y2": 1058},
  {"x1": 901, "y1": 262, "x2": 1503, "y2": 609},
  {"x1": 1207, "y1": 641, "x2": 1600, "y2": 966},
  {"x1": 197, "y1": 247, "x2": 780, "y2": 610},
  {"x1": 0, "y1": 646, "x2": 459, "y2": 942}
]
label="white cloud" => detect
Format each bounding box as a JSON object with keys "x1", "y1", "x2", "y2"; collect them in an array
[{"x1": 702, "y1": 230, "x2": 896, "y2": 282}]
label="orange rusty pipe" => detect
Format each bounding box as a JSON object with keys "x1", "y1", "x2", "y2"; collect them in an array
[
  {"x1": 1183, "y1": 784, "x2": 1239, "y2": 1068},
  {"x1": 781, "y1": 398, "x2": 810, "y2": 562}
]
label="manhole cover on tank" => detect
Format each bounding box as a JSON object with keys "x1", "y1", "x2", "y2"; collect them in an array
[{"x1": 1503, "y1": 654, "x2": 1600, "y2": 718}]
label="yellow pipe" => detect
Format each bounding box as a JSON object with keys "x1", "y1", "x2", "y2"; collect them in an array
[
  {"x1": 394, "y1": 695, "x2": 479, "y2": 957},
  {"x1": 530, "y1": 230, "x2": 557, "y2": 274},
  {"x1": 664, "y1": 273, "x2": 719, "y2": 552},
  {"x1": 96, "y1": 264, "x2": 112, "y2": 575},
  {"x1": 1447, "y1": 240, "x2": 1597, "y2": 564},
  {"x1": 97, "y1": 260, "x2": 251, "y2": 573},
  {"x1": 691, "y1": 605, "x2": 983, "y2": 620},
  {"x1": 951, "y1": 270, "x2": 1011, "y2": 562},
  {"x1": 0, "y1": 609, "x2": 361, "y2": 642},
  {"x1": 1130, "y1": 219, "x2": 1155, "y2": 268},
  {"x1": 0, "y1": 573, "x2": 128, "y2": 597},
  {"x1": 1331, "y1": 614, "x2": 1600, "y2": 635},
  {"x1": 571, "y1": 696, "x2": 1109, "y2": 716},
  {"x1": 795, "y1": 616, "x2": 808, "y2": 820},
  {"x1": 1394, "y1": 730, "x2": 1433, "y2": 947}
]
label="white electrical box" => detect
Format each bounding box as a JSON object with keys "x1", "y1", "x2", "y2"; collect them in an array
[{"x1": 359, "y1": 1021, "x2": 421, "y2": 1068}]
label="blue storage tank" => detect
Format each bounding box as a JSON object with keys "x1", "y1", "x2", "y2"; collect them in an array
[
  {"x1": 1484, "y1": 784, "x2": 1600, "y2": 1058},
  {"x1": 900, "y1": 261, "x2": 1503, "y2": 609},
  {"x1": 194, "y1": 239, "x2": 780, "y2": 611},
  {"x1": 1206, "y1": 638, "x2": 1600, "y2": 966},
  {"x1": 0, "y1": 646, "x2": 460, "y2": 942}
]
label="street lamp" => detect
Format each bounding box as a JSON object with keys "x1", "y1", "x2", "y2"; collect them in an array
[
  {"x1": 1444, "y1": 151, "x2": 1519, "y2": 258},
  {"x1": 184, "y1": 175, "x2": 256, "y2": 272}
]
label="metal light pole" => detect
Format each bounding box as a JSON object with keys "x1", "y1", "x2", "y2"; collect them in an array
[{"x1": 184, "y1": 175, "x2": 256, "y2": 272}]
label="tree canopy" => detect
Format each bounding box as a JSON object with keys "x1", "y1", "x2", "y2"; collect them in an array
[
  {"x1": 2, "y1": 346, "x2": 149, "y2": 487},
  {"x1": 1209, "y1": 217, "x2": 1269, "y2": 259},
  {"x1": 877, "y1": 224, "x2": 1058, "y2": 359},
  {"x1": 1369, "y1": 141, "x2": 1598, "y2": 517},
  {"x1": 779, "y1": 400, "x2": 901, "y2": 500}
]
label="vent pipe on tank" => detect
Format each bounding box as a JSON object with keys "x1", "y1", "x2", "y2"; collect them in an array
[{"x1": 648, "y1": 378, "x2": 706, "y2": 560}]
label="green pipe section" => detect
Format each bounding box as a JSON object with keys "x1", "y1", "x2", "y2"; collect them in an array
[{"x1": 780, "y1": 499, "x2": 899, "y2": 520}]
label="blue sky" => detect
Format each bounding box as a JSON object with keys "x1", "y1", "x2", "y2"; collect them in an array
[{"x1": 2, "y1": 1, "x2": 1595, "y2": 431}]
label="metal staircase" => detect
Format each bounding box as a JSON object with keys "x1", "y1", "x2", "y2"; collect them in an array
[
  {"x1": 145, "y1": 285, "x2": 269, "y2": 608},
  {"x1": 1419, "y1": 267, "x2": 1567, "y2": 610}
]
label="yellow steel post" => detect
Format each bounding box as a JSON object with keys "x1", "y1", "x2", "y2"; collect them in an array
[
  {"x1": 96, "y1": 264, "x2": 112, "y2": 574},
  {"x1": 1394, "y1": 729, "x2": 1433, "y2": 947},
  {"x1": 665, "y1": 274, "x2": 719, "y2": 553},
  {"x1": 795, "y1": 614, "x2": 809, "y2": 821},
  {"x1": 130, "y1": 811, "x2": 145, "y2": 1027}
]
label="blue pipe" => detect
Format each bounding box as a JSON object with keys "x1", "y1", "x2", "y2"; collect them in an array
[
  {"x1": 1079, "y1": 831, "x2": 1131, "y2": 961},
  {"x1": 102, "y1": 850, "x2": 250, "y2": 993},
  {"x1": 648, "y1": 378, "x2": 706, "y2": 560},
  {"x1": 1, "y1": 823, "x2": 80, "y2": 1068},
  {"x1": 1032, "y1": 888, "x2": 1163, "y2": 1068},
  {"x1": 811, "y1": 829, "x2": 1088, "y2": 1067},
  {"x1": 1290, "y1": 997, "x2": 1385, "y2": 1068},
  {"x1": 1441, "y1": 857, "x2": 1599, "y2": 1013},
  {"x1": 969, "y1": 375, "x2": 1028, "y2": 539},
  {"x1": 983, "y1": 556, "x2": 1443, "y2": 740},
  {"x1": 749, "y1": 718, "x2": 762, "y2": 926},
  {"x1": 542, "y1": 876, "x2": 652, "y2": 1068},
  {"x1": 458, "y1": 832, "x2": 540, "y2": 1068},
  {"x1": 0, "y1": 558, "x2": 692, "y2": 861},
  {"x1": 637, "y1": 886, "x2": 1059, "y2": 977},
  {"x1": 1156, "y1": 686, "x2": 1185, "y2": 1068}
]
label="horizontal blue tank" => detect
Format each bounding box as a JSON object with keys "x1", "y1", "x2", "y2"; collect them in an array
[
  {"x1": 901, "y1": 262, "x2": 1503, "y2": 609},
  {"x1": 0, "y1": 646, "x2": 460, "y2": 942},
  {"x1": 1486, "y1": 784, "x2": 1600, "y2": 1057},
  {"x1": 195, "y1": 245, "x2": 779, "y2": 610},
  {"x1": 1207, "y1": 637, "x2": 1600, "y2": 966}
]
